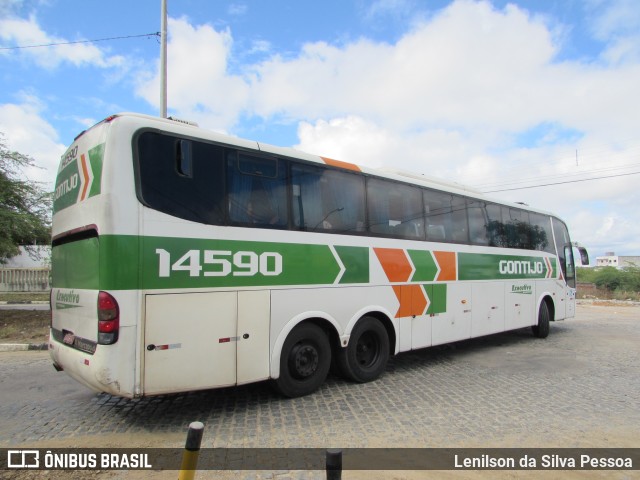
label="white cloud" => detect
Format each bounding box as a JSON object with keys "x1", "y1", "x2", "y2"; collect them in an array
[
  {"x1": 130, "y1": 1, "x2": 640, "y2": 256},
  {"x1": 248, "y1": 0, "x2": 560, "y2": 133},
  {"x1": 0, "y1": 15, "x2": 124, "y2": 69},
  {"x1": 0, "y1": 0, "x2": 24, "y2": 16},
  {"x1": 589, "y1": 0, "x2": 640, "y2": 40},
  {"x1": 135, "y1": 16, "x2": 249, "y2": 132},
  {"x1": 241, "y1": 0, "x2": 640, "y2": 144},
  {"x1": 296, "y1": 116, "x2": 394, "y2": 167},
  {"x1": 363, "y1": 0, "x2": 417, "y2": 24},
  {"x1": 0, "y1": 97, "x2": 65, "y2": 189},
  {"x1": 227, "y1": 3, "x2": 248, "y2": 16},
  {"x1": 587, "y1": 0, "x2": 640, "y2": 64}
]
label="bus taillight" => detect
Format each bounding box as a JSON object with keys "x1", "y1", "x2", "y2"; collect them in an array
[{"x1": 98, "y1": 291, "x2": 119, "y2": 345}]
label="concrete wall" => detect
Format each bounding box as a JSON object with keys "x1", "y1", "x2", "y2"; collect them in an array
[{"x1": 0, "y1": 268, "x2": 51, "y2": 292}]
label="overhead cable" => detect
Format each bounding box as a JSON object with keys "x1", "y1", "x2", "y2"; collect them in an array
[
  {"x1": 482, "y1": 171, "x2": 640, "y2": 193},
  {"x1": 0, "y1": 32, "x2": 160, "y2": 50}
]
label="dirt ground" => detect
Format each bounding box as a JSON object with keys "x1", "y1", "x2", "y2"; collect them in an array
[{"x1": 0, "y1": 309, "x2": 49, "y2": 344}]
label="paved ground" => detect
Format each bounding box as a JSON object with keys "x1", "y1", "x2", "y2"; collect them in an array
[{"x1": 1, "y1": 303, "x2": 638, "y2": 479}]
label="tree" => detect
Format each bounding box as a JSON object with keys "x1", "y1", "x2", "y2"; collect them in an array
[
  {"x1": 0, "y1": 133, "x2": 52, "y2": 264},
  {"x1": 593, "y1": 267, "x2": 622, "y2": 291}
]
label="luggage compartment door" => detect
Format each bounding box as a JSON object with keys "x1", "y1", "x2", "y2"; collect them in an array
[{"x1": 144, "y1": 292, "x2": 237, "y2": 395}]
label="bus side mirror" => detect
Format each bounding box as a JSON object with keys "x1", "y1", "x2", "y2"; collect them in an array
[
  {"x1": 570, "y1": 242, "x2": 589, "y2": 266},
  {"x1": 578, "y1": 247, "x2": 589, "y2": 266}
]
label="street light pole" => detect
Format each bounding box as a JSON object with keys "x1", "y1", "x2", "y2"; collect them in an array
[{"x1": 160, "y1": 0, "x2": 168, "y2": 118}]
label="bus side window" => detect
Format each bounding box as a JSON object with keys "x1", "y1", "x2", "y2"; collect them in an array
[
  {"x1": 291, "y1": 164, "x2": 365, "y2": 233},
  {"x1": 424, "y1": 189, "x2": 449, "y2": 242},
  {"x1": 529, "y1": 212, "x2": 554, "y2": 253},
  {"x1": 564, "y1": 245, "x2": 575, "y2": 280},
  {"x1": 367, "y1": 178, "x2": 424, "y2": 239},
  {"x1": 509, "y1": 208, "x2": 531, "y2": 249},
  {"x1": 227, "y1": 152, "x2": 288, "y2": 228},
  {"x1": 467, "y1": 200, "x2": 489, "y2": 245},
  {"x1": 486, "y1": 204, "x2": 504, "y2": 247},
  {"x1": 552, "y1": 217, "x2": 576, "y2": 288},
  {"x1": 450, "y1": 195, "x2": 468, "y2": 243},
  {"x1": 176, "y1": 139, "x2": 192, "y2": 177}
]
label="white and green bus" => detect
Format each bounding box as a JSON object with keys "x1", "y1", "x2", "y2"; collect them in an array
[{"x1": 50, "y1": 113, "x2": 588, "y2": 398}]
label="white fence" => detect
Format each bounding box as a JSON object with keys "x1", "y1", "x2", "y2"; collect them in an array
[{"x1": 0, "y1": 268, "x2": 51, "y2": 292}]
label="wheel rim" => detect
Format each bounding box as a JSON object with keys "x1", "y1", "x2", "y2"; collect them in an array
[
  {"x1": 356, "y1": 331, "x2": 380, "y2": 368},
  {"x1": 289, "y1": 341, "x2": 319, "y2": 379}
]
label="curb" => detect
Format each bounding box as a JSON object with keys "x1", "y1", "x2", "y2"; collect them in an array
[
  {"x1": 0, "y1": 343, "x2": 48, "y2": 352},
  {"x1": 0, "y1": 301, "x2": 49, "y2": 305}
]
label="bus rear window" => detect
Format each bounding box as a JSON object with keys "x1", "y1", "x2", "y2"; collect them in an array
[{"x1": 136, "y1": 131, "x2": 225, "y2": 225}]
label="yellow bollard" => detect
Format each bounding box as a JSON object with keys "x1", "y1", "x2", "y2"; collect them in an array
[{"x1": 178, "y1": 421, "x2": 204, "y2": 480}]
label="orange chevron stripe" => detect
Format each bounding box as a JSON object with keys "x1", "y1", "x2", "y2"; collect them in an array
[
  {"x1": 545, "y1": 257, "x2": 552, "y2": 278},
  {"x1": 80, "y1": 154, "x2": 90, "y2": 201},
  {"x1": 392, "y1": 284, "x2": 428, "y2": 318},
  {"x1": 434, "y1": 251, "x2": 457, "y2": 281},
  {"x1": 374, "y1": 248, "x2": 413, "y2": 282},
  {"x1": 321, "y1": 156, "x2": 361, "y2": 172}
]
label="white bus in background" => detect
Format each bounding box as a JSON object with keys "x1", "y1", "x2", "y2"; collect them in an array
[{"x1": 49, "y1": 113, "x2": 589, "y2": 398}]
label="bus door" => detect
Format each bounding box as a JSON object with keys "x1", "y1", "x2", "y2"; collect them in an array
[
  {"x1": 564, "y1": 245, "x2": 577, "y2": 317},
  {"x1": 143, "y1": 290, "x2": 270, "y2": 395}
]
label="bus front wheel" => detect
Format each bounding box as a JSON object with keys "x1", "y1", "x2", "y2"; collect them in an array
[
  {"x1": 338, "y1": 316, "x2": 390, "y2": 383},
  {"x1": 532, "y1": 301, "x2": 550, "y2": 338},
  {"x1": 274, "y1": 323, "x2": 331, "y2": 398}
]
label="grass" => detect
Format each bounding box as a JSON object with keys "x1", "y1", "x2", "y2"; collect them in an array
[
  {"x1": 577, "y1": 287, "x2": 640, "y2": 302},
  {"x1": 0, "y1": 292, "x2": 50, "y2": 303},
  {"x1": 0, "y1": 292, "x2": 50, "y2": 343},
  {"x1": 0, "y1": 309, "x2": 50, "y2": 344}
]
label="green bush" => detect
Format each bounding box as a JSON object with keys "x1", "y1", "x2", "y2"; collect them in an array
[
  {"x1": 578, "y1": 264, "x2": 640, "y2": 295},
  {"x1": 576, "y1": 266, "x2": 597, "y2": 284},
  {"x1": 594, "y1": 267, "x2": 623, "y2": 291}
]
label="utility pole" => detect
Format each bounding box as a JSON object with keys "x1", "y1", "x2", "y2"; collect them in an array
[{"x1": 160, "y1": 0, "x2": 168, "y2": 118}]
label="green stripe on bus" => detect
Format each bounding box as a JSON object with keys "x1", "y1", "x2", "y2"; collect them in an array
[
  {"x1": 52, "y1": 233, "x2": 560, "y2": 291},
  {"x1": 100, "y1": 235, "x2": 140, "y2": 289},
  {"x1": 408, "y1": 249, "x2": 438, "y2": 282},
  {"x1": 51, "y1": 236, "x2": 100, "y2": 289},
  {"x1": 425, "y1": 283, "x2": 447, "y2": 315},
  {"x1": 334, "y1": 246, "x2": 369, "y2": 284},
  {"x1": 53, "y1": 159, "x2": 80, "y2": 214},
  {"x1": 458, "y1": 252, "x2": 553, "y2": 280},
  {"x1": 88, "y1": 143, "x2": 104, "y2": 198},
  {"x1": 137, "y1": 235, "x2": 342, "y2": 290}
]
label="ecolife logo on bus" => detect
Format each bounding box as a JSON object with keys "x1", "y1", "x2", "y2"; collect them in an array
[
  {"x1": 498, "y1": 260, "x2": 544, "y2": 276},
  {"x1": 55, "y1": 289, "x2": 82, "y2": 310}
]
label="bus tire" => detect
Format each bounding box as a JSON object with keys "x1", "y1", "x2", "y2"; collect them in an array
[
  {"x1": 338, "y1": 316, "x2": 389, "y2": 383},
  {"x1": 532, "y1": 301, "x2": 550, "y2": 338},
  {"x1": 274, "y1": 323, "x2": 331, "y2": 398}
]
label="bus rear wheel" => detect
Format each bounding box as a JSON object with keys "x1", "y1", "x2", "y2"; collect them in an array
[
  {"x1": 274, "y1": 323, "x2": 331, "y2": 398},
  {"x1": 338, "y1": 316, "x2": 389, "y2": 383},
  {"x1": 532, "y1": 301, "x2": 550, "y2": 338}
]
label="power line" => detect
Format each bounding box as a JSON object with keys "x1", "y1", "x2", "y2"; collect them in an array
[
  {"x1": 482, "y1": 171, "x2": 640, "y2": 193},
  {"x1": 473, "y1": 162, "x2": 640, "y2": 190},
  {"x1": 0, "y1": 32, "x2": 160, "y2": 51},
  {"x1": 469, "y1": 143, "x2": 640, "y2": 189}
]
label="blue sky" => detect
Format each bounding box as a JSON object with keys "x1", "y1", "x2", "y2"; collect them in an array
[{"x1": 1, "y1": 0, "x2": 640, "y2": 259}]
